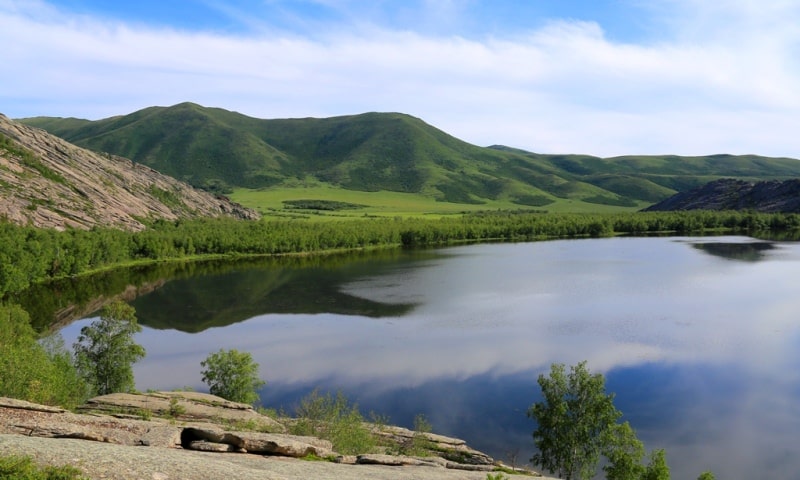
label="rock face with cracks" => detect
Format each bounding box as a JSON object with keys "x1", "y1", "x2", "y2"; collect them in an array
[{"x1": 0, "y1": 113, "x2": 259, "y2": 231}]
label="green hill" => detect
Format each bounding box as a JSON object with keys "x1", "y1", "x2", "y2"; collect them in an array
[{"x1": 20, "y1": 103, "x2": 800, "y2": 209}]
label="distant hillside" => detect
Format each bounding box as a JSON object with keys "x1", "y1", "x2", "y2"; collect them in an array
[
  {"x1": 20, "y1": 103, "x2": 800, "y2": 207},
  {"x1": 0, "y1": 114, "x2": 259, "y2": 231},
  {"x1": 644, "y1": 178, "x2": 800, "y2": 213}
]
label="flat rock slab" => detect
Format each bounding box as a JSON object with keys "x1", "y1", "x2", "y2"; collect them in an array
[
  {"x1": 183, "y1": 426, "x2": 333, "y2": 457},
  {"x1": 1, "y1": 435, "x2": 521, "y2": 480},
  {"x1": 81, "y1": 392, "x2": 285, "y2": 433}
]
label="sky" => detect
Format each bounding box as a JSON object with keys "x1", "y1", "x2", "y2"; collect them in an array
[{"x1": 1, "y1": 0, "x2": 799, "y2": 158}]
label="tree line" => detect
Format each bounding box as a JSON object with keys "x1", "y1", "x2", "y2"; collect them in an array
[{"x1": 3, "y1": 210, "x2": 799, "y2": 299}]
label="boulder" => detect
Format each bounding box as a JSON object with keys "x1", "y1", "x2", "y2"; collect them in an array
[{"x1": 181, "y1": 426, "x2": 333, "y2": 458}]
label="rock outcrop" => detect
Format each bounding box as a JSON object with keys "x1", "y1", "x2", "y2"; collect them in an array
[
  {"x1": 644, "y1": 178, "x2": 800, "y2": 212},
  {"x1": 0, "y1": 113, "x2": 259, "y2": 231},
  {"x1": 0, "y1": 393, "x2": 532, "y2": 480},
  {"x1": 79, "y1": 392, "x2": 285, "y2": 434}
]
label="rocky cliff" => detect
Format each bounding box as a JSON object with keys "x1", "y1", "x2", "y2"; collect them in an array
[
  {"x1": 0, "y1": 114, "x2": 259, "y2": 231},
  {"x1": 644, "y1": 178, "x2": 800, "y2": 212}
]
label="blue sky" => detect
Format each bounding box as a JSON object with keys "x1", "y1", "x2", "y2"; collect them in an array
[{"x1": 2, "y1": 0, "x2": 799, "y2": 157}]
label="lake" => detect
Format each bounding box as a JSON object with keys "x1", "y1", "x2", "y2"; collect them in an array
[{"x1": 53, "y1": 236, "x2": 800, "y2": 478}]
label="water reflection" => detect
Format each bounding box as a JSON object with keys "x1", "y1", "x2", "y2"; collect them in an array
[
  {"x1": 20, "y1": 249, "x2": 427, "y2": 332},
  {"x1": 690, "y1": 240, "x2": 775, "y2": 262},
  {"x1": 55, "y1": 237, "x2": 800, "y2": 479}
]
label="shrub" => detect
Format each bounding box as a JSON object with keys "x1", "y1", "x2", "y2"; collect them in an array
[
  {"x1": 0, "y1": 454, "x2": 87, "y2": 479},
  {"x1": 291, "y1": 389, "x2": 376, "y2": 455},
  {"x1": 200, "y1": 348, "x2": 265, "y2": 405},
  {"x1": 0, "y1": 303, "x2": 88, "y2": 408}
]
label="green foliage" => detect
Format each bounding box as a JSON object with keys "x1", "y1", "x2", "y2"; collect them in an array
[
  {"x1": 643, "y1": 449, "x2": 671, "y2": 480},
  {"x1": 73, "y1": 301, "x2": 145, "y2": 396},
  {"x1": 291, "y1": 389, "x2": 377, "y2": 455},
  {"x1": 146, "y1": 185, "x2": 185, "y2": 210},
  {"x1": 167, "y1": 397, "x2": 186, "y2": 418},
  {"x1": 0, "y1": 303, "x2": 88, "y2": 408},
  {"x1": 486, "y1": 473, "x2": 511, "y2": 480},
  {"x1": 529, "y1": 362, "x2": 676, "y2": 480},
  {"x1": 200, "y1": 348, "x2": 265, "y2": 405},
  {"x1": 528, "y1": 361, "x2": 622, "y2": 480},
  {"x1": 697, "y1": 471, "x2": 716, "y2": 480},
  {"x1": 2, "y1": 211, "x2": 800, "y2": 301},
  {"x1": 406, "y1": 414, "x2": 435, "y2": 456},
  {"x1": 0, "y1": 454, "x2": 87, "y2": 480},
  {"x1": 603, "y1": 422, "x2": 646, "y2": 480}
]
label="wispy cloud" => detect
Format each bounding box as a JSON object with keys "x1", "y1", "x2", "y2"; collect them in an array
[{"x1": 1, "y1": 0, "x2": 799, "y2": 157}]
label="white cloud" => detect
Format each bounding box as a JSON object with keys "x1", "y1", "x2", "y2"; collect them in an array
[{"x1": 1, "y1": 0, "x2": 799, "y2": 157}]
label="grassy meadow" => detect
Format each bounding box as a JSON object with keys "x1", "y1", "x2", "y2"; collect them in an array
[{"x1": 230, "y1": 184, "x2": 648, "y2": 221}]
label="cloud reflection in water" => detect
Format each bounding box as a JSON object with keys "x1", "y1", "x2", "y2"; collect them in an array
[{"x1": 59, "y1": 236, "x2": 800, "y2": 479}]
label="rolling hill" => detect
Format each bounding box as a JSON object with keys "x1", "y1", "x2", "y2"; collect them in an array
[
  {"x1": 20, "y1": 102, "x2": 800, "y2": 209},
  {"x1": 0, "y1": 113, "x2": 259, "y2": 231}
]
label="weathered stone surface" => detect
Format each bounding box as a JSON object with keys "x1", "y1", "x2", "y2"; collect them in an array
[
  {"x1": 81, "y1": 392, "x2": 285, "y2": 433},
  {"x1": 239, "y1": 432, "x2": 334, "y2": 457},
  {"x1": 3, "y1": 434, "x2": 547, "y2": 480},
  {"x1": 181, "y1": 426, "x2": 333, "y2": 458},
  {"x1": 372, "y1": 425, "x2": 494, "y2": 465},
  {"x1": 187, "y1": 440, "x2": 239, "y2": 452},
  {"x1": 0, "y1": 114, "x2": 259, "y2": 231},
  {"x1": 356, "y1": 454, "x2": 445, "y2": 468},
  {"x1": 139, "y1": 425, "x2": 183, "y2": 448},
  {"x1": 0, "y1": 397, "x2": 66, "y2": 413},
  {"x1": 0, "y1": 399, "x2": 176, "y2": 447}
]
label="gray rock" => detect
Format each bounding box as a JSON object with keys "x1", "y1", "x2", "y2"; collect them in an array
[
  {"x1": 0, "y1": 114, "x2": 259, "y2": 232},
  {"x1": 181, "y1": 426, "x2": 333, "y2": 458},
  {"x1": 187, "y1": 440, "x2": 239, "y2": 452},
  {"x1": 81, "y1": 392, "x2": 286, "y2": 433}
]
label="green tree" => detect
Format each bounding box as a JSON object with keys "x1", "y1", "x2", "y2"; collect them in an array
[
  {"x1": 603, "y1": 422, "x2": 646, "y2": 480},
  {"x1": 528, "y1": 361, "x2": 622, "y2": 480},
  {"x1": 643, "y1": 449, "x2": 670, "y2": 480},
  {"x1": 200, "y1": 348, "x2": 265, "y2": 405},
  {"x1": 697, "y1": 471, "x2": 716, "y2": 480},
  {"x1": 529, "y1": 361, "x2": 676, "y2": 480},
  {"x1": 73, "y1": 301, "x2": 145, "y2": 395},
  {"x1": 0, "y1": 303, "x2": 88, "y2": 408}
]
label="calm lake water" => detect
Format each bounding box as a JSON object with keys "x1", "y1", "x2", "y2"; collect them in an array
[{"x1": 55, "y1": 236, "x2": 800, "y2": 479}]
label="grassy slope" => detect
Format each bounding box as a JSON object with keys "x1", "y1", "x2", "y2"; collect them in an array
[
  {"x1": 19, "y1": 103, "x2": 800, "y2": 214},
  {"x1": 230, "y1": 184, "x2": 646, "y2": 220}
]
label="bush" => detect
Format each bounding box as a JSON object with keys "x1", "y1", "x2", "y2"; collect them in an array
[
  {"x1": 0, "y1": 303, "x2": 88, "y2": 408},
  {"x1": 291, "y1": 389, "x2": 376, "y2": 455},
  {"x1": 0, "y1": 454, "x2": 86, "y2": 479},
  {"x1": 200, "y1": 348, "x2": 265, "y2": 405}
]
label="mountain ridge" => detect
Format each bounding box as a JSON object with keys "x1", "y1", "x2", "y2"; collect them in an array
[{"x1": 20, "y1": 102, "x2": 800, "y2": 208}]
